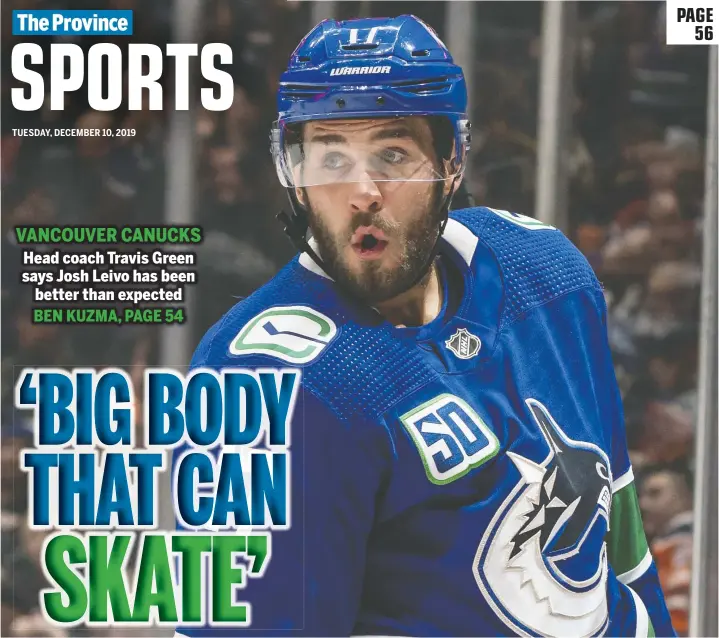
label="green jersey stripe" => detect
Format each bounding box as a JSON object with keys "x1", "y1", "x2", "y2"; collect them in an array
[{"x1": 607, "y1": 480, "x2": 651, "y2": 578}]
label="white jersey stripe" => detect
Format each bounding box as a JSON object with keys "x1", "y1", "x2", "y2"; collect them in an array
[
  {"x1": 612, "y1": 466, "x2": 635, "y2": 493},
  {"x1": 618, "y1": 548, "x2": 653, "y2": 585},
  {"x1": 628, "y1": 585, "x2": 650, "y2": 637}
]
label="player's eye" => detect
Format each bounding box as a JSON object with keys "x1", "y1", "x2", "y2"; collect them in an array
[
  {"x1": 321, "y1": 151, "x2": 350, "y2": 171},
  {"x1": 378, "y1": 147, "x2": 408, "y2": 165}
]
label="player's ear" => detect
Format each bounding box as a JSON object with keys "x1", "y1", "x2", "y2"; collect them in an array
[
  {"x1": 442, "y1": 160, "x2": 463, "y2": 198},
  {"x1": 441, "y1": 140, "x2": 463, "y2": 197},
  {"x1": 295, "y1": 187, "x2": 306, "y2": 206}
]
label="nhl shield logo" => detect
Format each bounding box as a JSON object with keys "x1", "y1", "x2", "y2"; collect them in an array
[{"x1": 445, "y1": 328, "x2": 481, "y2": 359}]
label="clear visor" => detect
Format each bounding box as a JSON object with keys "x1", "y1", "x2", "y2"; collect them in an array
[{"x1": 272, "y1": 122, "x2": 464, "y2": 188}]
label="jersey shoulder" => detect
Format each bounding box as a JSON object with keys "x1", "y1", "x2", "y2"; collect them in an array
[
  {"x1": 191, "y1": 257, "x2": 436, "y2": 424},
  {"x1": 450, "y1": 206, "x2": 602, "y2": 328},
  {"x1": 191, "y1": 258, "x2": 334, "y2": 369}
]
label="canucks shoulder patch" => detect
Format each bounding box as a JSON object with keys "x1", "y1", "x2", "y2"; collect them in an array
[
  {"x1": 230, "y1": 305, "x2": 338, "y2": 364},
  {"x1": 486, "y1": 207, "x2": 555, "y2": 231}
]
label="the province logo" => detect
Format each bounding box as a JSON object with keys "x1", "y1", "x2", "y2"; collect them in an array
[{"x1": 329, "y1": 66, "x2": 391, "y2": 76}]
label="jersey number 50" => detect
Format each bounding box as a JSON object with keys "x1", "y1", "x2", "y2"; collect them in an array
[{"x1": 400, "y1": 394, "x2": 500, "y2": 484}]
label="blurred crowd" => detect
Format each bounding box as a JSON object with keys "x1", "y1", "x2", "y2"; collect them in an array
[
  {"x1": 1, "y1": 1, "x2": 710, "y2": 636},
  {"x1": 571, "y1": 5, "x2": 706, "y2": 635},
  {"x1": 458, "y1": 4, "x2": 707, "y2": 632}
]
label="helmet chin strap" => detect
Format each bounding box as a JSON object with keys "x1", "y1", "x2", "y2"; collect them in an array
[
  {"x1": 276, "y1": 189, "x2": 329, "y2": 274},
  {"x1": 396, "y1": 174, "x2": 460, "y2": 295},
  {"x1": 277, "y1": 175, "x2": 460, "y2": 301}
]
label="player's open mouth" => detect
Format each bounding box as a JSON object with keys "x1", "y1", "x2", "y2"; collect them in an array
[{"x1": 351, "y1": 226, "x2": 389, "y2": 259}]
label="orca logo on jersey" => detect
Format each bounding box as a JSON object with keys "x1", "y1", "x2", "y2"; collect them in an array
[{"x1": 473, "y1": 399, "x2": 612, "y2": 637}]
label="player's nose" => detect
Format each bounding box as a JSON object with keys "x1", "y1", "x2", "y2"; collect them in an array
[{"x1": 348, "y1": 173, "x2": 383, "y2": 213}]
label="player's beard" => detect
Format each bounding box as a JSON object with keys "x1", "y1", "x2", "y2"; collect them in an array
[{"x1": 304, "y1": 182, "x2": 445, "y2": 305}]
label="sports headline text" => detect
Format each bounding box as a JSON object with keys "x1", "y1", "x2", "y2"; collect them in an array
[{"x1": 14, "y1": 367, "x2": 298, "y2": 627}]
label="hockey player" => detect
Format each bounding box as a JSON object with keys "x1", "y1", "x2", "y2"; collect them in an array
[{"x1": 175, "y1": 15, "x2": 674, "y2": 637}]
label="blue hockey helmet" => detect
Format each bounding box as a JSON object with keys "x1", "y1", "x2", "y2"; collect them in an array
[{"x1": 271, "y1": 15, "x2": 471, "y2": 189}]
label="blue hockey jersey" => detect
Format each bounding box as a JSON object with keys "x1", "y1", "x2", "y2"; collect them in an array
[{"x1": 174, "y1": 207, "x2": 674, "y2": 637}]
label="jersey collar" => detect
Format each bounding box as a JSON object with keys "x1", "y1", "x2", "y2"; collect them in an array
[{"x1": 296, "y1": 216, "x2": 503, "y2": 359}]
